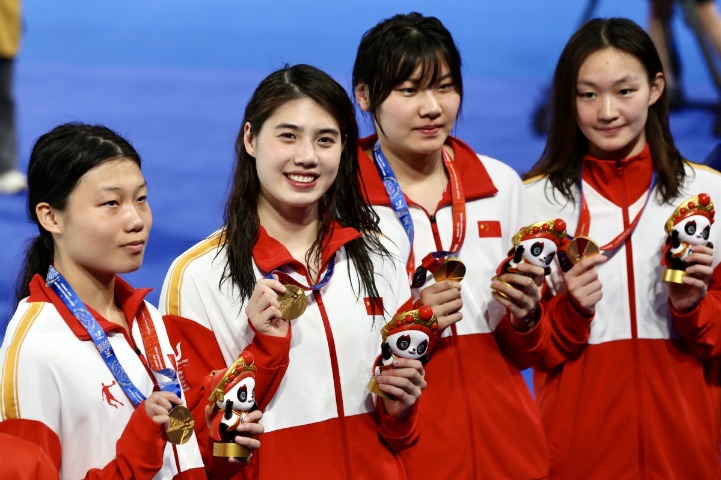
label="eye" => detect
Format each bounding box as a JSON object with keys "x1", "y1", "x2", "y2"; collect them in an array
[
  {"x1": 530, "y1": 242, "x2": 544, "y2": 257},
  {"x1": 237, "y1": 385, "x2": 248, "y2": 403},
  {"x1": 618, "y1": 88, "x2": 636, "y2": 96},
  {"x1": 702, "y1": 226, "x2": 710, "y2": 240},
  {"x1": 396, "y1": 334, "x2": 411, "y2": 351},
  {"x1": 137, "y1": 195, "x2": 148, "y2": 204},
  {"x1": 577, "y1": 91, "x2": 596, "y2": 99},
  {"x1": 416, "y1": 339, "x2": 428, "y2": 355},
  {"x1": 279, "y1": 132, "x2": 296, "y2": 140},
  {"x1": 685, "y1": 220, "x2": 697, "y2": 236},
  {"x1": 545, "y1": 251, "x2": 556, "y2": 265},
  {"x1": 318, "y1": 136, "x2": 337, "y2": 146},
  {"x1": 438, "y1": 82, "x2": 455, "y2": 92},
  {"x1": 103, "y1": 200, "x2": 119, "y2": 207}
]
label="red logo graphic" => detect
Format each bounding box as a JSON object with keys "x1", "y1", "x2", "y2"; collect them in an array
[{"x1": 101, "y1": 381, "x2": 125, "y2": 409}]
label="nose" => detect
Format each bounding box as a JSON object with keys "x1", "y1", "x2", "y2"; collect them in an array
[
  {"x1": 419, "y1": 90, "x2": 441, "y2": 118},
  {"x1": 125, "y1": 203, "x2": 148, "y2": 232},
  {"x1": 294, "y1": 138, "x2": 319, "y2": 167},
  {"x1": 598, "y1": 94, "x2": 618, "y2": 122}
]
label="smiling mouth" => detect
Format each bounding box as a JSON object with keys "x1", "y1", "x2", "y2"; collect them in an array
[{"x1": 287, "y1": 174, "x2": 316, "y2": 184}]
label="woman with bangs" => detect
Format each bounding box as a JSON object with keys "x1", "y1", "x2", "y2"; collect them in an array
[{"x1": 352, "y1": 12, "x2": 549, "y2": 479}]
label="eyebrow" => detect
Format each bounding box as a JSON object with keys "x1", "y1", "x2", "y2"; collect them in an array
[
  {"x1": 577, "y1": 75, "x2": 640, "y2": 87},
  {"x1": 274, "y1": 123, "x2": 340, "y2": 136},
  {"x1": 100, "y1": 182, "x2": 147, "y2": 192}
]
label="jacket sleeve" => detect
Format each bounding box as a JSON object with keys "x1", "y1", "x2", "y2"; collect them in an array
[
  {"x1": 494, "y1": 302, "x2": 548, "y2": 370},
  {"x1": 0, "y1": 415, "x2": 166, "y2": 480},
  {"x1": 243, "y1": 323, "x2": 291, "y2": 411},
  {"x1": 0, "y1": 418, "x2": 60, "y2": 479},
  {"x1": 374, "y1": 295, "x2": 421, "y2": 452},
  {"x1": 671, "y1": 264, "x2": 721, "y2": 360},
  {"x1": 534, "y1": 289, "x2": 594, "y2": 371},
  {"x1": 84, "y1": 405, "x2": 167, "y2": 480}
]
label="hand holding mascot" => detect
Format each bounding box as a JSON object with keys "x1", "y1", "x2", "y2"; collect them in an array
[
  {"x1": 205, "y1": 351, "x2": 257, "y2": 459},
  {"x1": 368, "y1": 306, "x2": 438, "y2": 399},
  {"x1": 662, "y1": 193, "x2": 715, "y2": 283}
]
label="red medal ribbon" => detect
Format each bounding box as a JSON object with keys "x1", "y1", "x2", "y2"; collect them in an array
[{"x1": 574, "y1": 172, "x2": 656, "y2": 253}]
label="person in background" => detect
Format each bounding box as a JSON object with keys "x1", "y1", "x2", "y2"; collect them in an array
[
  {"x1": 524, "y1": 17, "x2": 721, "y2": 479},
  {"x1": 0, "y1": 0, "x2": 27, "y2": 194},
  {"x1": 352, "y1": 12, "x2": 549, "y2": 479},
  {"x1": 648, "y1": 0, "x2": 721, "y2": 108}
]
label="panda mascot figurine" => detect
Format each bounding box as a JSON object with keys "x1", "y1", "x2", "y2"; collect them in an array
[
  {"x1": 662, "y1": 193, "x2": 715, "y2": 283},
  {"x1": 368, "y1": 306, "x2": 438, "y2": 399},
  {"x1": 205, "y1": 350, "x2": 256, "y2": 459},
  {"x1": 497, "y1": 218, "x2": 567, "y2": 278}
]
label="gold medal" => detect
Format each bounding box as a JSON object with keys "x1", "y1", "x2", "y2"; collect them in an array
[
  {"x1": 277, "y1": 284, "x2": 307, "y2": 320},
  {"x1": 491, "y1": 276, "x2": 515, "y2": 301},
  {"x1": 165, "y1": 405, "x2": 194, "y2": 445},
  {"x1": 565, "y1": 236, "x2": 600, "y2": 265},
  {"x1": 433, "y1": 258, "x2": 466, "y2": 282}
]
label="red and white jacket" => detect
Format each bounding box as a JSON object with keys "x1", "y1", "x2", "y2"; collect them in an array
[
  {"x1": 525, "y1": 145, "x2": 721, "y2": 479},
  {"x1": 159, "y1": 223, "x2": 418, "y2": 479},
  {"x1": 0, "y1": 275, "x2": 205, "y2": 480},
  {"x1": 358, "y1": 135, "x2": 550, "y2": 479}
]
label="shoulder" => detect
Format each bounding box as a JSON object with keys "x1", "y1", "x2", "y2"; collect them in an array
[
  {"x1": 681, "y1": 161, "x2": 721, "y2": 196},
  {"x1": 164, "y1": 230, "x2": 226, "y2": 283}
]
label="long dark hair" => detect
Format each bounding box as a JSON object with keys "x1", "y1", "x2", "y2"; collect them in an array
[
  {"x1": 524, "y1": 17, "x2": 685, "y2": 203},
  {"x1": 352, "y1": 11, "x2": 463, "y2": 132},
  {"x1": 15, "y1": 122, "x2": 141, "y2": 302},
  {"x1": 222, "y1": 64, "x2": 390, "y2": 303}
]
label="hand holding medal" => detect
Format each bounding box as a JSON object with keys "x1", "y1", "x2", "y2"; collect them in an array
[
  {"x1": 276, "y1": 284, "x2": 307, "y2": 320},
  {"x1": 661, "y1": 193, "x2": 715, "y2": 284},
  {"x1": 368, "y1": 306, "x2": 438, "y2": 399},
  {"x1": 206, "y1": 351, "x2": 257, "y2": 459}
]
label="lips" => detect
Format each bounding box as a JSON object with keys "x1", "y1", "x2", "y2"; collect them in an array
[
  {"x1": 286, "y1": 173, "x2": 317, "y2": 184},
  {"x1": 122, "y1": 241, "x2": 145, "y2": 253}
]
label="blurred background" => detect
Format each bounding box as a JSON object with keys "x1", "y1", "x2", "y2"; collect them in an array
[{"x1": 1, "y1": 0, "x2": 719, "y2": 343}]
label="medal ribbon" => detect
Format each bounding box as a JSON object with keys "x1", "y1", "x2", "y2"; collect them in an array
[
  {"x1": 46, "y1": 266, "x2": 181, "y2": 406},
  {"x1": 265, "y1": 255, "x2": 336, "y2": 292},
  {"x1": 574, "y1": 170, "x2": 656, "y2": 253},
  {"x1": 372, "y1": 143, "x2": 466, "y2": 285}
]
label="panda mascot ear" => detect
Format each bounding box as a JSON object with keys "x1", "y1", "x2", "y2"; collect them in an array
[
  {"x1": 381, "y1": 341, "x2": 392, "y2": 360},
  {"x1": 513, "y1": 244, "x2": 525, "y2": 264}
]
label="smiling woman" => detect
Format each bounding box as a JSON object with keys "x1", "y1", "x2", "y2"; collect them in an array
[{"x1": 159, "y1": 64, "x2": 427, "y2": 479}]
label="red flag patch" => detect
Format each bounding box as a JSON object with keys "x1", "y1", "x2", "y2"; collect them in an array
[
  {"x1": 478, "y1": 220, "x2": 502, "y2": 238},
  {"x1": 364, "y1": 297, "x2": 384, "y2": 315}
]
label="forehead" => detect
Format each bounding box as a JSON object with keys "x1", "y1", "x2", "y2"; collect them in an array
[
  {"x1": 578, "y1": 47, "x2": 647, "y2": 83},
  {"x1": 265, "y1": 98, "x2": 339, "y2": 130},
  {"x1": 74, "y1": 158, "x2": 142, "y2": 191}
]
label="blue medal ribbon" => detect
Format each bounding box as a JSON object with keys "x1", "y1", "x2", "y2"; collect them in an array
[{"x1": 46, "y1": 265, "x2": 181, "y2": 405}]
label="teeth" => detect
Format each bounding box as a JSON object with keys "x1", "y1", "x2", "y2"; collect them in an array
[{"x1": 288, "y1": 174, "x2": 315, "y2": 183}]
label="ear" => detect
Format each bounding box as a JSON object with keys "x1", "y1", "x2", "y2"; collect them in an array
[
  {"x1": 648, "y1": 72, "x2": 665, "y2": 107},
  {"x1": 243, "y1": 122, "x2": 256, "y2": 158},
  {"x1": 354, "y1": 83, "x2": 371, "y2": 112},
  {"x1": 36, "y1": 202, "x2": 63, "y2": 235}
]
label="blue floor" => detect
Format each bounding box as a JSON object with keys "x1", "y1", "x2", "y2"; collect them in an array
[{"x1": 2, "y1": 1, "x2": 720, "y2": 391}]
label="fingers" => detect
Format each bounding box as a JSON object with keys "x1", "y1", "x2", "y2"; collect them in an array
[
  {"x1": 562, "y1": 254, "x2": 606, "y2": 315},
  {"x1": 376, "y1": 358, "x2": 426, "y2": 409},
  {"x1": 144, "y1": 391, "x2": 182, "y2": 425},
  {"x1": 245, "y1": 279, "x2": 289, "y2": 336}
]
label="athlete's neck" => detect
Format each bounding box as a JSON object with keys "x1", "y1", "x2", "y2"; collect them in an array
[
  {"x1": 51, "y1": 257, "x2": 127, "y2": 329},
  {"x1": 258, "y1": 201, "x2": 321, "y2": 277}
]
